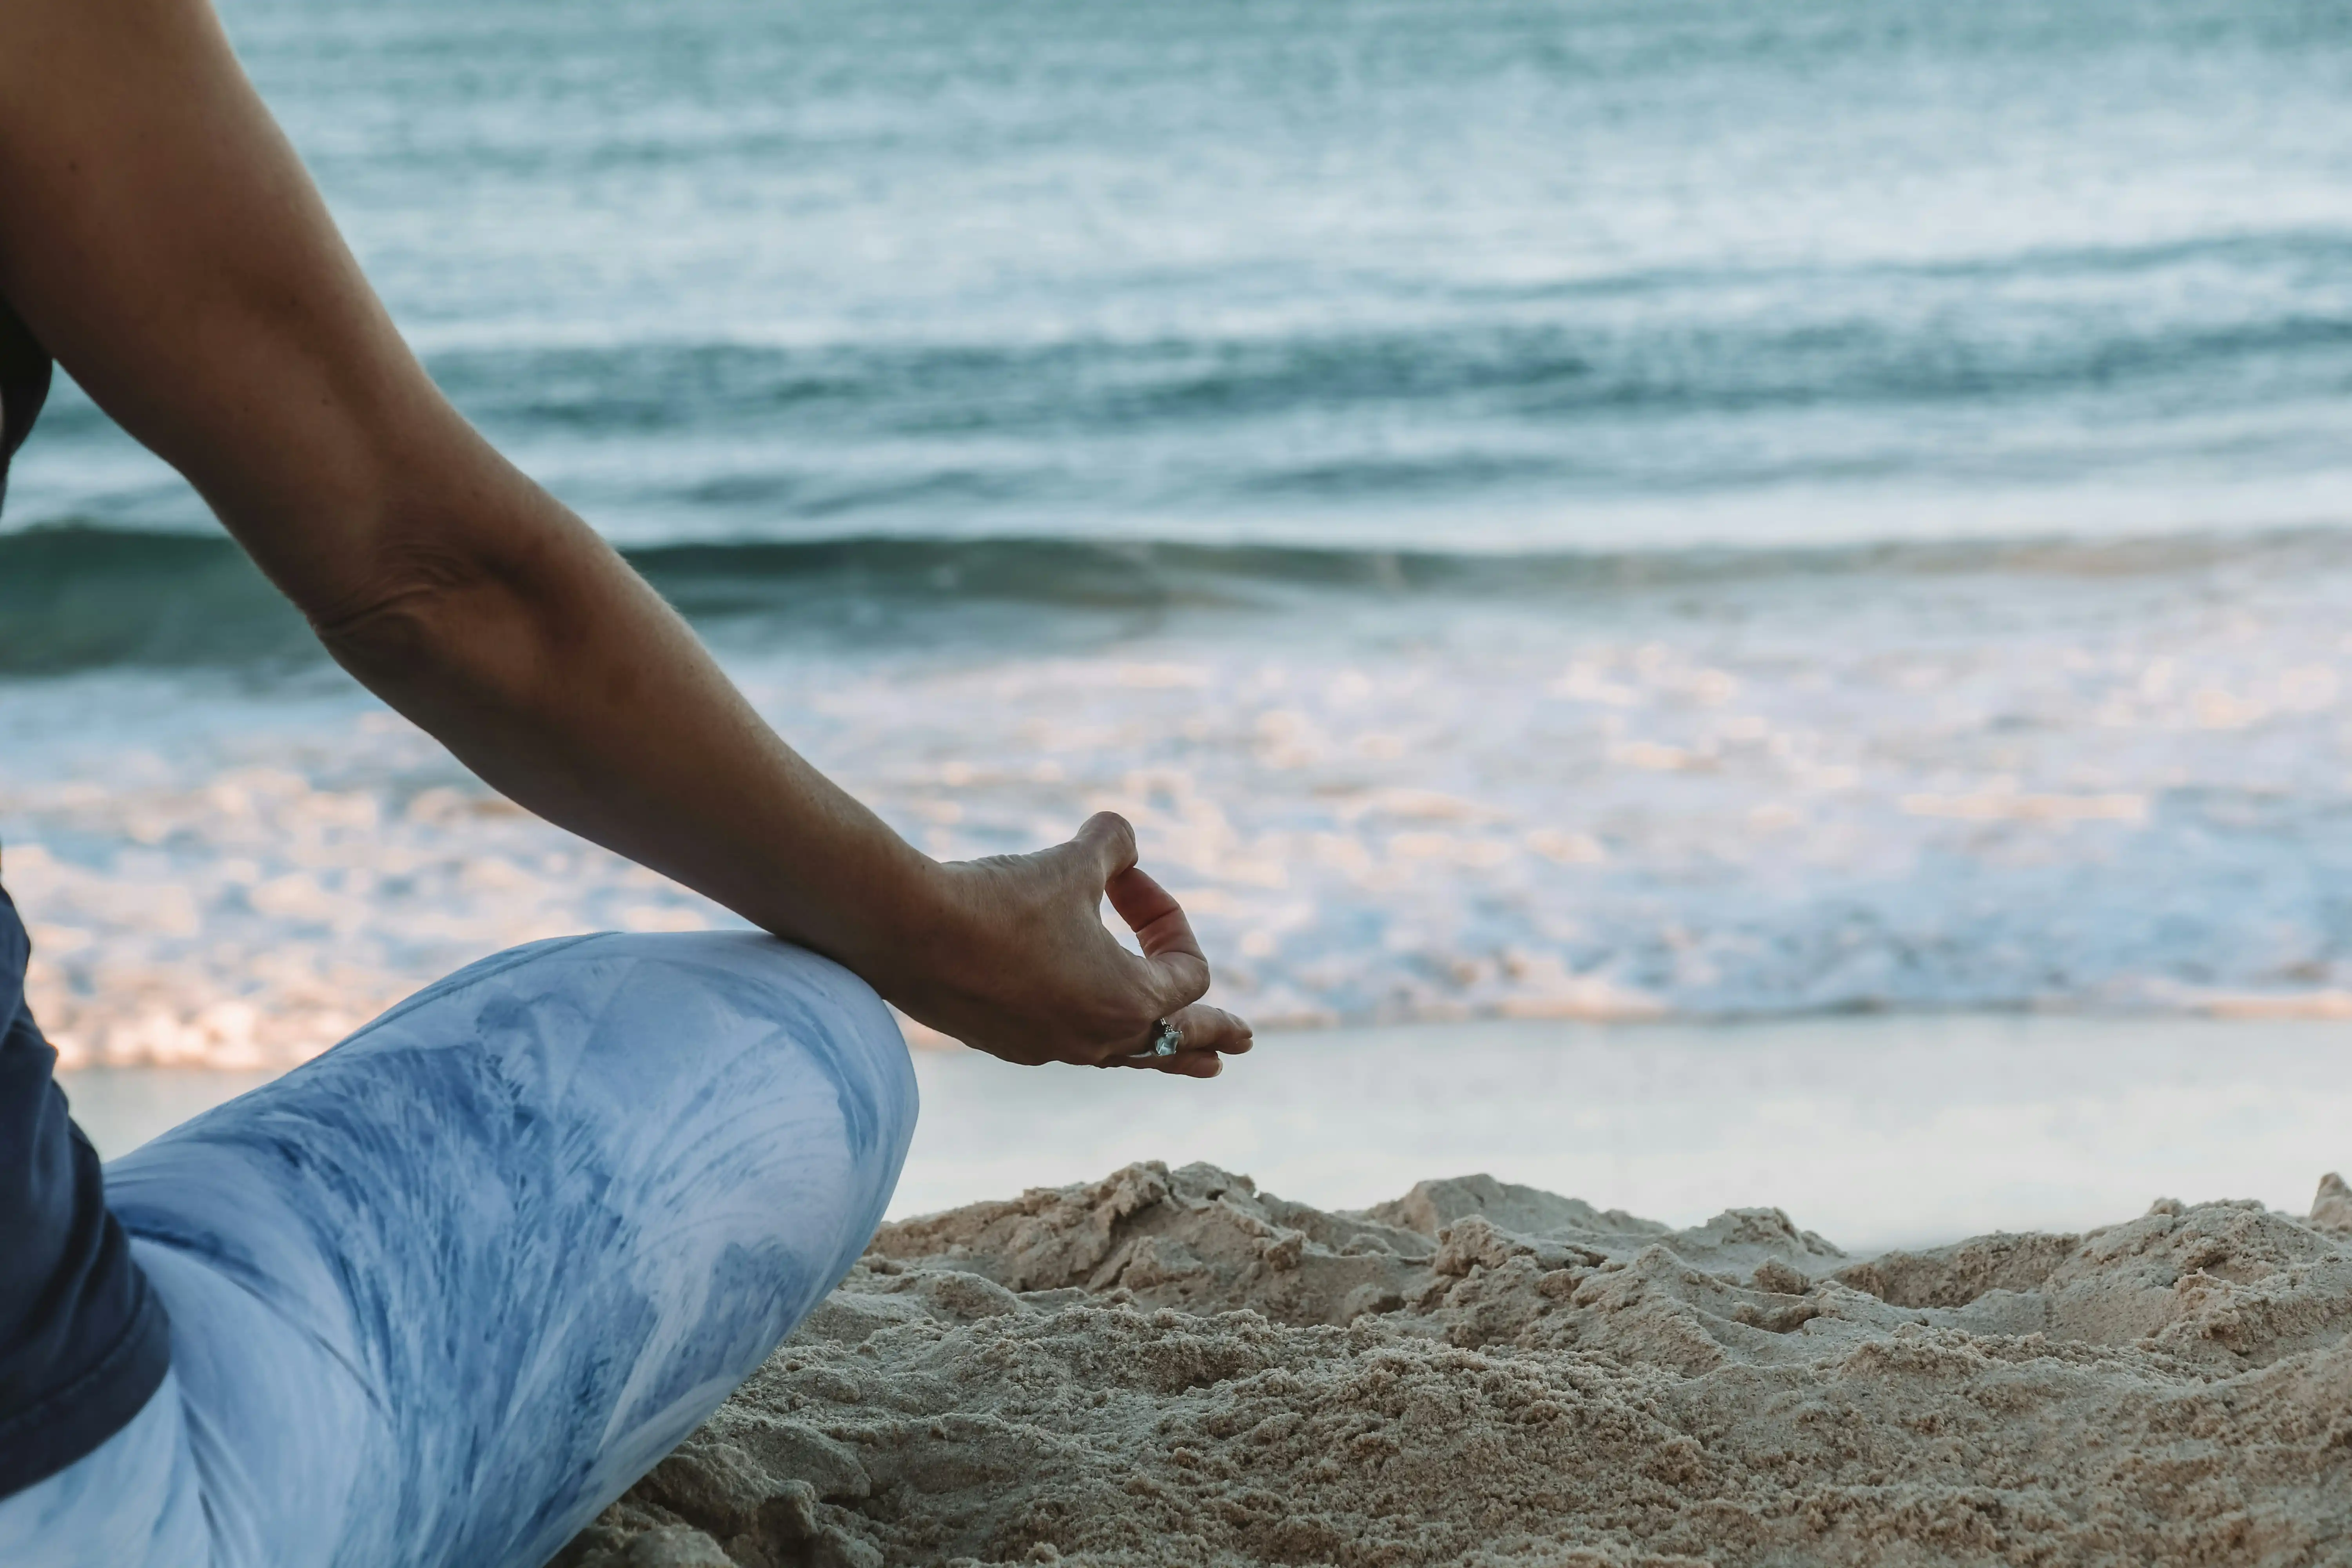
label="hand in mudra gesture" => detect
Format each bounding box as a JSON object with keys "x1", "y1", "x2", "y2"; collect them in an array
[{"x1": 885, "y1": 812, "x2": 1252, "y2": 1078}]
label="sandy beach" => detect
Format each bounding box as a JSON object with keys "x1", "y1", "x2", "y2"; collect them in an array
[
  {"x1": 559, "y1": 1158, "x2": 2352, "y2": 1567},
  {"x1": 65, "y1": 1014, "x2": 2352, "y2": 1563}
]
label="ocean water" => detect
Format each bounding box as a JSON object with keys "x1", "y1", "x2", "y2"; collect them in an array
[{"x1": 6, "y1": 0, "x2": 2352, "y2": 1066}]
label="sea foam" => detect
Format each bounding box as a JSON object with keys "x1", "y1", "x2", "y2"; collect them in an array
[{"x1": 9, "y1": 532, "x2": 2352, "y2": 1067}]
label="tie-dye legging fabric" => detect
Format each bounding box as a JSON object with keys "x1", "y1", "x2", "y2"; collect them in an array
[{"x1": 0, "y1": 931, "x2": 918, "y2": 1568}]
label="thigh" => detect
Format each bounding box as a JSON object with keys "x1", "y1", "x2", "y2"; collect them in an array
[{"x1": 104, "y1": 931, "x2": 917, "y2": 1568}]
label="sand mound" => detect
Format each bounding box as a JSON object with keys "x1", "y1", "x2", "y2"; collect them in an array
[{"x1": 556, "y1": 1164, "x2": 2352, "y2": 1567}]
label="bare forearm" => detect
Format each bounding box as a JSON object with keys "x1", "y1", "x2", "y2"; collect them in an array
[
  {"x1": 314, "y1": 463, "x2": 940, "y2": 989},
  {"x1": 0, "y1": 0, "x2": 1251, "y2": 1074}
]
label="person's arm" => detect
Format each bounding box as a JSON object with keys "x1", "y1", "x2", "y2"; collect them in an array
[{"x1": 0, "y1": 0, "x2": 1248, "y2": 1074}]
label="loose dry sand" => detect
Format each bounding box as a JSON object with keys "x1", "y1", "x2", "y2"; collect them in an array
[{"x1": 557, "y1": 1163, "x2": 2352, "y2": 1568}]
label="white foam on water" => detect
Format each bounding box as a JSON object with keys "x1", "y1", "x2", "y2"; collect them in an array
[{"x1": 10, "y1": 545, "x2": 2352, "y2": 1067}]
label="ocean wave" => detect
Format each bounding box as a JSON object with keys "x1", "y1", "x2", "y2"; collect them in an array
[
  {"x1": 12, "y1": 497, "x2": 2352, "y2": 1063},
  {"x1": 16, "y1": 231, "x2": 2351, "y2": 544},
  {"x1": 11, "y1": 519, "x2": 2352, "y2": 676},
  {"x1": 407, "y1": 292, "x2": 2352, "y2": 458}
]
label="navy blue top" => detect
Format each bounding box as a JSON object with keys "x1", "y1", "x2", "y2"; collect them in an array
[
  {"x1": 0, "y1": 305, "x2": 174, "y2": 1495},
  {"x1": 0, "y1": 294, "x2": 46, "y2": 509}
]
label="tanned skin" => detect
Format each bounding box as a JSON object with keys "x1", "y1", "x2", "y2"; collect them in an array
[{"x1": 0, "y1": 0, "x2": 1250, "y2": 1076}]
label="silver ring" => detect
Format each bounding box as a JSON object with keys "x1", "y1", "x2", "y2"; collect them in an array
[{"x1": 1144, "y1": 1017, "x2": 1183, "y2": 1058}]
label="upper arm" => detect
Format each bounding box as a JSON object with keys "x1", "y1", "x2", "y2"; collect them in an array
[{"x1": 0, "y1": 0, "x2": 505, "y2": 621}]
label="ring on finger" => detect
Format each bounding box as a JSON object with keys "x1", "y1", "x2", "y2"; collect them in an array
[{"x1": 1135, "y1": 1016, "x2": 1184, "y2": 1059}]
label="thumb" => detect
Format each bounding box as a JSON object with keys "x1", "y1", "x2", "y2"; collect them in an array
[{"x1": 1071, "y1": 810, "x2": 1140, "y2": 884}]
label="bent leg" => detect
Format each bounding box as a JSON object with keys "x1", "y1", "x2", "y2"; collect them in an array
[{"x1": 102, "y1": 931, "x2": 917, "y2": 1568}]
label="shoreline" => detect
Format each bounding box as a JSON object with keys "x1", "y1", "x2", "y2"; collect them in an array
[{"x1": 67, "y1": 1009, "x2": 2352, "y2": 1257}]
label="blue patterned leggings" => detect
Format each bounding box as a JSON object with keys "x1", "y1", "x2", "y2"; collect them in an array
[{"x1": 0, "y1": 932, "x2": 918, "y2": 1568}]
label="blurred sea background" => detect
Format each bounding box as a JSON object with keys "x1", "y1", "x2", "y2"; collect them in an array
[{"x1": 11, "y1": 0, "x2": 2352, "y2": 1241}]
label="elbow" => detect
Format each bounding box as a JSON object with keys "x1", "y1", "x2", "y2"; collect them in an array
[
  {"x1": 297, "y1": 486, "x2": 613, "y2": 710},
  {"x1": 303, "y1": 516, "x2": 587, "y2": 715},
  {"x1": 309, "y1": 576, "x2": 446, "y2": 688},
  {"x1": 304, "y1": 538, "x2": 502, "y2": 693}
]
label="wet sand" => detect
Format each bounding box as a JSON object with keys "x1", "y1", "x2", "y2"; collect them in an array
[{"x1": 67, "y1": 1012, "x2": 2352, "y2": 1251}]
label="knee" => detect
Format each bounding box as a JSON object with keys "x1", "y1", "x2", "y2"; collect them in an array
[
  {"x1": 316, "y1": 928, "x2": 918, "y2": 1189},
  {"x1": 587, "y1": 931, "x2": 918, "y2": 1153},
  {"x1": 575, "y1": 933, "x2": 918, "y2": 1283}
]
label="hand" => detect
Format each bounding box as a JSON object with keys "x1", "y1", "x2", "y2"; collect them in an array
[{"x1": 875, "y1": 813, "x2": 1252, "y2": 1078}]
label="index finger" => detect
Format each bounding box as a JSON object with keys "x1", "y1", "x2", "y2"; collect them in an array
[{"x1": 1104, "y1": 863, "x2": 1209, "y2": 1010}]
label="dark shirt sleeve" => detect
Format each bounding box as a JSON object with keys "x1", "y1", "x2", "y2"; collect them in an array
[
  {"x1": 0, "y1": 295, "x2": 51, "y2": 513},
  {"x1": 0, "y1": 884, "x2": 173, "y2": 1497}
]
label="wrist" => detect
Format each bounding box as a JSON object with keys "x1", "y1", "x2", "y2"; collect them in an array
[{"x1": 826, "y1": 836, "x2": 960, "y2": 1004}]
